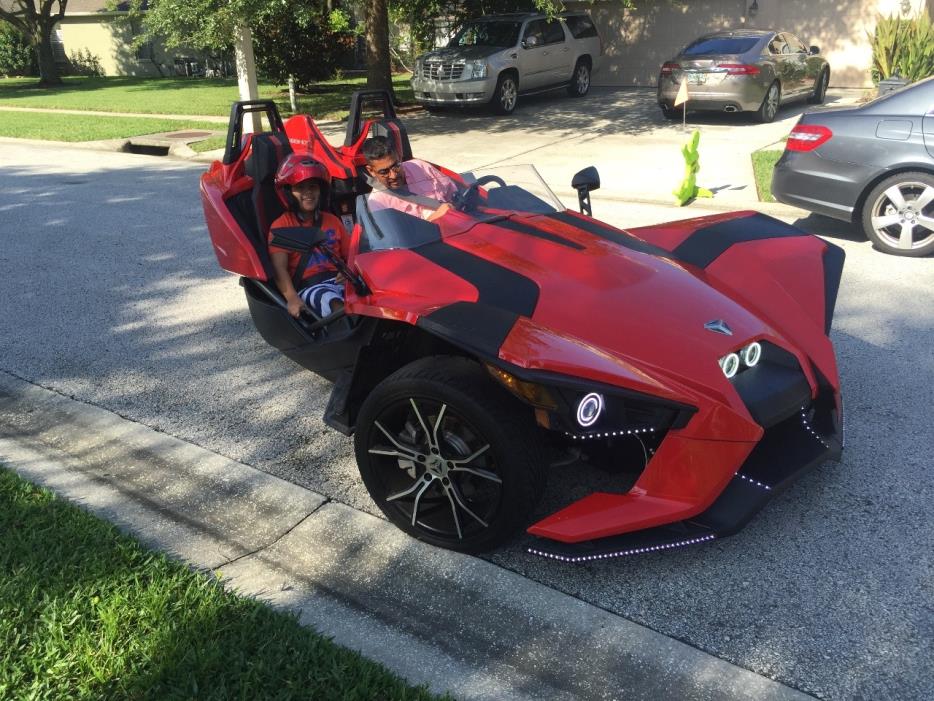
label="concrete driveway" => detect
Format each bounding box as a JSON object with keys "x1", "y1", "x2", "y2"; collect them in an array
[{"x1": 1, "y1": 90, "x2": 930, "y2": 700}]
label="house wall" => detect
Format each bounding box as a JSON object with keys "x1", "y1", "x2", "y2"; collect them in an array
[
  {"x1": 569, "y1": 0, "x2": 930, "y2": 88},
  {"x1": 57, "y1": 16, "x2": 172, "y2": 77}
]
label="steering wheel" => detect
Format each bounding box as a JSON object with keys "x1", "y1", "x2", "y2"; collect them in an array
[{"x1": 454, "y1": 174, "x2": 507, "y2": 212}]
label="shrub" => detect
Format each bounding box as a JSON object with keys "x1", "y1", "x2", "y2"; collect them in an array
[
  {"x1": 68, "y1": 48, "x2": 105, "y2": 76},
  {"x1": 869, "y1": 13, "x2": 934, "y2": 83},
  {"x1": 0, "y1": 24, "x2": 36, "y2": 76}
]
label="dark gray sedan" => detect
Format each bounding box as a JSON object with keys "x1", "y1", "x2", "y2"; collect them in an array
[
  {"x1": 772, "y1": 76, "x2": 934, "y2": 257},
  {"x1": 657, "y1": 30, "x2": 830, "y2": 122}
]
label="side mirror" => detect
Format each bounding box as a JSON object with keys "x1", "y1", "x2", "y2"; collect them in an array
[
  {"x1": 571, "y1": 166, "x2": 600, "y2": 217},
  {"x1": 809, "y1": 45, "x2": 820, "y2": 55},
  {"x1": 522, "y1": 36, "x2": 539, "y2": 49}
]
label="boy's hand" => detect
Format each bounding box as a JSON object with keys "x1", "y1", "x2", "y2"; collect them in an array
[
  {"x1": 287, "y1": 297, "x2": 308, "y2": 319},
  {"x1": 334, "y1": 271, "x2": 346, "y2": 283}
]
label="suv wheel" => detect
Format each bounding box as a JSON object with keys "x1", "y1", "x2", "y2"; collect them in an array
[
  {"x1": 491, "y1": 73, "x2": 518, "y2": 115},
  {"x1": 354, "y1": 356, "x2": 546, "y2": 553},
  {"x1": 861, "y1": 171, "x2": 934, "y2": 256},
  {"x1": 567, "y1": 60, "x2": 591, "y2": 97}
]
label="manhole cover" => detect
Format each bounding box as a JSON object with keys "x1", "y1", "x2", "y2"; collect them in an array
[{"x1": 163, "y1": 130, "x2": 214, "y2": 139}]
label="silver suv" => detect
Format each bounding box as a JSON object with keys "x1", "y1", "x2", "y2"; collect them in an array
[{"x1": 411, "y1": 12, "x2": 603, "y2": 115}]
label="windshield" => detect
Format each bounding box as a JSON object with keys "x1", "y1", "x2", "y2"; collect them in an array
[
  {"x1": 448, "y1": 21, "x2": 522, "y2": 48},
  {"x1": 357, "y1": 164, "x2": 565, "y2": 253}
]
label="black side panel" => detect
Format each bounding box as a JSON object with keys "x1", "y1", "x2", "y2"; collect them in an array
[
  {"x1": 495, "y1": 218, "x2": 585, "y2": 250},
  {"x1": 418, "y1": 302, "x2": 519, "y2": 359},
  {"x1": 822, "y1": 241, "x2": 846, "y2": 335},
  {"x1": 672, "y1": 213, "x2": 807, "y2": 268},
  {"x1": 730, "y1": 362, "x2": 812, "y2": 428},
  {"x1": 545, "y1": 211, "x2": 671, "y2": 257},
  {"x1": 413, "y1": 241, "x2": 540, "y2": 317}
]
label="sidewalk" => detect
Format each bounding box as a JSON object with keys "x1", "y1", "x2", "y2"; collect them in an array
[{"x1": 0, "y1": 371, "x2": 811, "y2": 701}]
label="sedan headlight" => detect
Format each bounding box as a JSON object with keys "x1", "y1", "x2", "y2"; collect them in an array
[{"x1": 466, "y1": 60, "x2": 488, "y2": 80}]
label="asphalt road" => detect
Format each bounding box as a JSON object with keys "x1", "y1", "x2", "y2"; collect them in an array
[{"x1": 1, "y1": 113, "x2": 931, "y2": 700}]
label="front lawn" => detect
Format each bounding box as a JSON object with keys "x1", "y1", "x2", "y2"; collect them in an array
[
  {"x1": 0, "y1": 466, "x2": 445, "y2": 700},
  {"x1": 0, "y1": 110, "x2": 221, "y2": 141},
  {"x1": 0, "y1": 74, "x2": 415, "y2": 121},
  {"x1": 752, "y1": 149, "x2": 783, "y2": 202}
]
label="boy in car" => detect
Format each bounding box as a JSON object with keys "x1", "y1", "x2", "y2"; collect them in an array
[
  {"x1": 269, "y1": 154, "x2": 348, "y2": 319},
  {"x1": 362, "y1": 136, "x2": 458, "y2": 221}
]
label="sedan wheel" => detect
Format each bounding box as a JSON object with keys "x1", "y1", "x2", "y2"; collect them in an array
[
  {"x1": 756, "y1": 82, "x2": 781, "y2": 123},
  {"x1": 808, "y1": 69, "x2": 829, "y2": 104},
  {"x1": 862, "y1": 172, "x2": 934, "y2": 256},
  {"x1": 354, "y1": 357, "x2": 545, "y2": 552}
]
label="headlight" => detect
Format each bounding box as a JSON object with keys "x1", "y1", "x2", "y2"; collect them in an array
[
  {"x1": 466, "y1": 60, "x2": 488, "y2": 79},
  {"x1": 576, "y1": 393, "x2": 604, "y2": 427},
  {"x1": 719, "y1": 352, "x2": 740, "y2": 378},
  {"x1": 742, "y1": 342, "x2": 761, "y2": 367}
]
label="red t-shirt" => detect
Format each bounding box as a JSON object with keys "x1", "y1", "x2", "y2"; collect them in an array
[{"x1": 268, "y1": 210, "x2": 347, "y2": 282}]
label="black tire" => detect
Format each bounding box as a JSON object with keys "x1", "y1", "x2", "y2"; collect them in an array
[
  {"x1": 860, "y1": 171, "x2": 934, "y2": 257},
  {"x1": 807, "y1": 68, "x2": 829, "y2": 104},
  {"x1": 354, "y1": 356, "x2": 547, "y2": 553},
  {"x1": 755, "y1": 81, "x2": 781, "y2": 123},
  {"x1": 422, "y1": 103, "x2": 444, "y2": 113},
  {"x1": 490, "y1": 72, "x2": 518, "y2": 115},
  {"x1": 660, "y1": 105, "x2": 680, "y2": 121},
  {"x1": 567, "y1": 59, "x2": 591, "y2": 97}
]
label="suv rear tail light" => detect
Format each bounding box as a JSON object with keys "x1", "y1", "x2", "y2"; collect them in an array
[
  {"x1": 786, "y1": 124, "x2": 833, "y2": 152},
  {"x1": 660, "y1": 62, "x2": 680, "y2": 75},
  {"x1": 718, "y1": 63, "x2": 760, "y2": 75}
]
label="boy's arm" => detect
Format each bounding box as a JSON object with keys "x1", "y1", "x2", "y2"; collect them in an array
[{"x1": 270, "y1": 249, "x2": 307, "y2": 319}]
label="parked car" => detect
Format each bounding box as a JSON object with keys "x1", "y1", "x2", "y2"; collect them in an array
[
  {"x1": 200, "y1": 92, "x2": 845, "y2": 561},
  {"x1": 772, "y1": 76, "x2": 934, "y2": 257},
  {"x1": 410, "y1": 12, "x2": 602, "y2": 115},
  {"x1": 657, "y1": 30, "x2": 830, "y2": 122}
]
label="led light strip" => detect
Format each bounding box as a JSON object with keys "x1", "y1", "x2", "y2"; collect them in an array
[
  {"x1": 563, "y1": 427, "x2": 656, "y2": 440},
  {"x1": 800, "y1": 408, "x2": 830, "y2": 449},
  {"x1": 735, "y1": 472, "x2": 772, "y2": 491},
  {"x1": 527, "y1": 534, "x2": 716, "y2": 563}
]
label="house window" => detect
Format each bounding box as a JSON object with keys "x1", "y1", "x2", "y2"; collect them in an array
[
  {"x1": 131, "y1": 20, "x2": 153, "y2": 61},
  {"x1": 51, "y1": 26, "x2": 66, "y2": 62}
]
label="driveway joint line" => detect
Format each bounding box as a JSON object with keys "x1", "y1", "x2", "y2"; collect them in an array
[{"x1": 215, "y1": 501, "x2": 331, "y2": 569}]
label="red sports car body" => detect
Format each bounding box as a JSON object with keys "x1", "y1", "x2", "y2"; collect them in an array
[{"x1": 201, "y1": 94, "x2": 844, "y2": 561}]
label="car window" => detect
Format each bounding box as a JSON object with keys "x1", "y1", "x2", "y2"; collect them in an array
[
  {"x1": 523, "y1": 20, "x2": 547, "y2": 47},
  {"x1": 783, "y1": 33, "x2": 808, "y2": 53},
  {"x1": 563, "y1": 15, "x2": 598, "y2": 39},
  {"x1": 542, "y1": 20, "x2": 566, "y2": 45},
  {"x1": 682, "y1": 36, "x2": 759, "y2": 55},
  {"x1": 448, "y1": 20, "x2": 522, "y2": 49},
  {"x1": 768, "y1": 35, "x2": 787, "y2": 55}
]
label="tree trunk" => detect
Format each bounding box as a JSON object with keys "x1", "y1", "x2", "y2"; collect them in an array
[
  {"x1": 35, "y1": 23, "x2": 62, "y2": 86},
  {"x1": 365, "y1": 0, "x2": 393, "y2": 96}
]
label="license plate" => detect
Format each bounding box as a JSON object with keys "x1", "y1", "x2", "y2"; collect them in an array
[{"x1": 687, "y1": 72, "x2": 706, "y2": 85}]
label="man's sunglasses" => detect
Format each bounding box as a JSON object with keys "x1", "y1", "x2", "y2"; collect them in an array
[{"x1": 373, "y1": 161, "x2": 403, "y2": 177}]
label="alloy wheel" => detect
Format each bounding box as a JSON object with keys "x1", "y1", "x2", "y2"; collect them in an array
[
  {"x1": 500, "y1": 78, "x2": 517, "y2": 113},
  {"x1": 575, "y1": 65, "x2": 590, "y2": 94},
  {"x1": 366, "y1": 397, "x2": 504, "y2": 542},
  {"x1": 869, "y1": 182, "x2": 934, "y2": 251}
]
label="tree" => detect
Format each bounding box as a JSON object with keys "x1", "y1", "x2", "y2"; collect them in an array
[{"x1": 0, "y1": 0, "x2": 68, "y2": 86}]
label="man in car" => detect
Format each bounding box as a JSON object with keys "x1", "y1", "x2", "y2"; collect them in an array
[{"x1": 362, "y1": 136, "x2": 458, "y2": 222}]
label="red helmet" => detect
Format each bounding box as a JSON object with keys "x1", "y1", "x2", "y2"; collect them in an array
[{"x1": 274, "y1": 153, "x2": 331, "y2": 210}]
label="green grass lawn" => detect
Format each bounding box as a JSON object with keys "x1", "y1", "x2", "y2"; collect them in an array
[
  {"x1": 0, "y1": 110, "x2": 222, "y2": 142},
  {"x1": 189, "y1": 134, "x2": 227, "y2": 153},
  {"x1": 0, "y1": 466, "x2": 446, "y2": 700},
  {"x1": 752, "y1": 150, "x2": 783, "y2": 202},
  {"x1": 0, "y1": 74, "x2": 415, "y2": 121}
]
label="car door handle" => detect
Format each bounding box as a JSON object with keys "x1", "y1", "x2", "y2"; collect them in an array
[
  {"x1": 510, "y1": 53, "x2": 517, "y2": 59},
  {"x1": 543, "y1": 51, "x2": 549, "y2": 56},
  {"x1": 563, "y1": 47, "x2": 569, "y2": 52}
]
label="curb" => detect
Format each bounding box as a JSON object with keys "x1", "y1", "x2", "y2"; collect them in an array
[{"x1": 0, "y1": 370, "x2": 812, "y2": 701}]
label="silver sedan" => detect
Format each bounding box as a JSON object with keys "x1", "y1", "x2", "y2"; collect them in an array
[{"x1": 657, "y1": 30, "x2": 830, "y2": 123}]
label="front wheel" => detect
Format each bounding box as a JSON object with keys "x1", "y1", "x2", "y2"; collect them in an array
[
  {"x1": 491, "y1": 73, "x2": 518, "y2": 115},
  {"x1": 354, "y1": 357, "x2": 546, "y2": 553},
  {"x1": 860, "y1": 172, "x2": 934, "y2": 256},
  {"x1": 756, "y1": 81, "x2": 781, "y2": 123},
  {"x1": 567, "y1": 60, "x2": 591, "y2": 97}
]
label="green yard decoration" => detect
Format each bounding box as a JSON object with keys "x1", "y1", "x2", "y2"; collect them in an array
[{"x1": 674, "y1": 130, "x2": 713, "y2": 206}]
